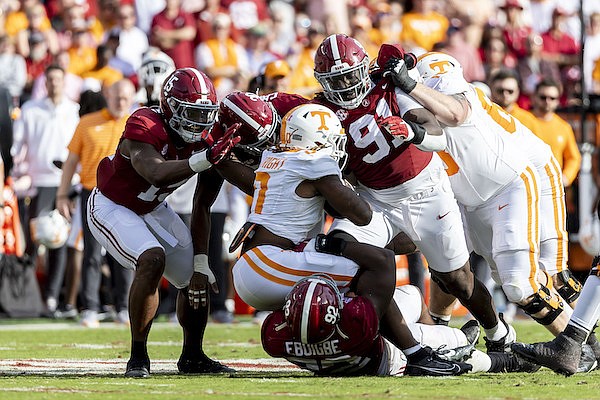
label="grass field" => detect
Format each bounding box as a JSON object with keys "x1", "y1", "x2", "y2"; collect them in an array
[{"x1": 0, "y1": 317, "x2": 599, "y2": 399}]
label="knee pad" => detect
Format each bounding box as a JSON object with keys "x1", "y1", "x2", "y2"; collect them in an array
[
  {"x1": 501, "y1": 282, "x2": 527, "y2": 303},
  {"x1": 556, "y1": 270, "x2": 582, "y2": 303},
  {"x1": 518, "y1": 284, "x2": 564, "y2": 325}
]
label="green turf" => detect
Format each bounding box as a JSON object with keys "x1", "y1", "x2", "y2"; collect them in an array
[{"x1": 0, "y1": 317, "x2": 599, "y2": 399}]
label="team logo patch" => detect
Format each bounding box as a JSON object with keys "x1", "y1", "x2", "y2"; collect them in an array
[
  {"x1": 336, "y1": 109, "x2": 348, "y2": 121},
  {"x1": 161, "y1": 144, "x2": 168, "y2": 156},
  {"x1": 361, "y1": 98, "x2": 370, "y2": 107}
]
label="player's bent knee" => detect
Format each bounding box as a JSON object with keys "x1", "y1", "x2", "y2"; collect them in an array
[
  {"x1": 501, "y1": 283, "x2": 527, "y2": 303},
  {"x1": 515, "y1": 285, "x2": 564, "y2": 325},
  {"x1": 431, "y1": 267, "x2": 474, "y2": 299},
  {"x1": 136, "y1": 248, "x2": 166, "y2": 282}
]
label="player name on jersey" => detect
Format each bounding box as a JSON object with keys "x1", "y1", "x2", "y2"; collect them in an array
[{"x1": 284, "y1": 339, "x2": 342, "y2": 357}]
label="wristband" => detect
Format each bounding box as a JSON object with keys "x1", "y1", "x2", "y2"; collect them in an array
[
  {"x1": 188, "y1": 151, "x2": 212, "y2": 173},
  {"x1": 193, "y1": 254, "x2": 216, "y2": 284},
  {"x1": 415, "y1": 132, "x2": 447, "y2": 152}
]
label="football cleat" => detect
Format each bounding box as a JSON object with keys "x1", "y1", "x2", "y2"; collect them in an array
[
  {"x1": 177, "y1": 356, "x2": 236, "y2": 374},
  {"x1": 484, "y1": 313, "x2": 516, "y2": 353},
  {"x1": 405, "y1": 346, "x2": 472, "y2": 376},
  {"x1": 487, "y1": 352, "x2": 541, "y2": 373},
  {"x1": 577, "y1": 344, "x2": 598, "y2": 373},
  {"x1": 511, "y1": 333, "x2": 582, "y2": 376},
  {"x1": 125, "y1": 358, "x2": 150, "y2": 378},
  {"x1": 437, "y1": 320, "x2": 480, "y2": 362}
]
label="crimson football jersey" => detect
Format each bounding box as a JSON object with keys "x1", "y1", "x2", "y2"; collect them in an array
[
  {"x1": 314, "y1": 83, "x2": 433, "y2": 189},
  {"x1": 97, "y1": 107, "x2": 206, "y2": 215},
  {"x1": 261, "y1": 295, "x2": 383, "y2": 376}
]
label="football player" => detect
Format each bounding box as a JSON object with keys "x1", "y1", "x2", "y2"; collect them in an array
[
  {"x1": 87, "y1": 68, "x2": 240, "y2": 378},
  {"x1": 215, "y1": 103, "x2": 471, "y2": 376},
  {"x1": 263, "y1": 274, "x2": 539, "y2": 376},
  {"x1": 385, "y1": 52, "x2": 575, "y2": 341},
  {"x1": 137, "y1": 47, "x2": 176, "y2": 107},
  {"x1": 309, "y1": 35, "x2": 512, "y2": 353},
  {"x1": 488, "y1": 70, "x2": 581, "y2": 312}
]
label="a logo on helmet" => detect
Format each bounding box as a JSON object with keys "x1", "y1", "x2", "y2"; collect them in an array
[
  {"x1": 429, "y1": 60, "x2": 452, "y2": 75},
  {"x1": 163, "y1": 74, "x2": 178, "y2": 94}
]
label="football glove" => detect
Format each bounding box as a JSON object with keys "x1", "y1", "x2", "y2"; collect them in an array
[{"x1": 384, "y1": 57, "x2": 417, "y2": 93}]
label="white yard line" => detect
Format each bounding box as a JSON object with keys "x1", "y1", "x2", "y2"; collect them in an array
[{"x1": 0, "y1": 358, "x2": 299, "y2": 375}]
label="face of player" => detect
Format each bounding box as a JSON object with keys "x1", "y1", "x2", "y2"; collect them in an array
[{"x1": 490, "y1": 78, "x2": 520, "y2": 109}]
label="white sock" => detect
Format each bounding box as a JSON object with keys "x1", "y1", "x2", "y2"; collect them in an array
[
  {"x1": 484, "y1": 320, "x2": 508, "y2": 342},
  {"x1": 571, "y1": 275, "x2": 600, "y2": 332},
  {"x1": 466, "y1": 349, "x2": 492, "y2": 373}
]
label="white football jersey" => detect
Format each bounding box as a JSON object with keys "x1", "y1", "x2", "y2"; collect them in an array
[
  {"x1": 426, "y1": 75, "x2": 533, "y2": 207},
  {"x1": 248, "y1": 147, "x2": 342, "y2": 244}
]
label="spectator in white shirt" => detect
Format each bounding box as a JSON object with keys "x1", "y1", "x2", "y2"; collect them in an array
[{"x1": 11, "y1": 64, "x2": 80, "y2": 314}]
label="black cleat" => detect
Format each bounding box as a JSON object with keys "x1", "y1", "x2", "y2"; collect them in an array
[
  {"x1": 484, "y1": 313, "x2": 516, "y2": 353},
  {"x1": 405, "y1": 346, "x2": 472, "y2": 376},
  {"x1": 488, "y1": 352, "x2": 541, "y2": 373},
  {"x1": 511, "y1": 333, "x2": 581, "y2": 376},
  {"x1": 577, "y1": 344, "x2": 598, "y2": 373},
  {"x1": 177, "y1": 356, "x2": 236, "y2": 374},
  {"x1": 125, "y1": 358, "x2": 150, "y2": 378}
]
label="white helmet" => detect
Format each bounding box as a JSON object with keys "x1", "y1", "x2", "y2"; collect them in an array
[
  {"x1": 415, "y1": 52, "x2": 463, "y2": 81},
  {"x1": 279, "y1": 104, "x2": 348, "y2": 169},
  {"x1": 416, "y1": 52, "x2": 469, "y2": 95},
  {"x1": 138, "y1": 47, "x2": 176, "y2": 104},
  {"x1": 30, "y1": 209, "x2": 70, "y2": 249}
]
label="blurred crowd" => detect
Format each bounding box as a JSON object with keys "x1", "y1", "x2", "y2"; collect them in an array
[
  {"x1": 0, "y1": 0, "x2": 600, "y2": 323},
  {"x1": 0, "y1": 0, "x2": 598, "y2": 107}
]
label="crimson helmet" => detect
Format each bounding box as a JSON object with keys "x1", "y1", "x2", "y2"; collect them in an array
[
  {"x1": 219, "y1": 91, "x2": 279, "y2": 155},
  {"x1": 314, "y1": 34, "x2": 371, "y2": 109},
  {"x1": 160, "y1": 68, "x2": 218, "y2": 143},
  {"x1": 283, "y1": 274, "x2": 343, "y2": 344}
]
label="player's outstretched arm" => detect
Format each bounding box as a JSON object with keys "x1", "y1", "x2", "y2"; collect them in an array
[
  {"x1": 214, "y1": 159, "x2": 256, "y2": 197},
  {"x1": 124, "y1": 139, "x2": 196, "y2": 186},
  {"x1": 313, "y1": 175, "x2": 372, "y2": 226}
]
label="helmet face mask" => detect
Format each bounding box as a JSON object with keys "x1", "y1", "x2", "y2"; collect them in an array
[
  {"x1": 283, "y1": 274, "x2": 344, "y2": 344},
  {"x1": 279, "y1": 104, "x2": 348, "y2": 169},
  {"x1": 314, "y1": 34, "x2": 371, "y2": 109},
  {"x1": 160, "y1": 68, "x2": 218, "y2": 143},
  {"x1": 138, "y1": 48, "x2": 176, "y2": 104}
]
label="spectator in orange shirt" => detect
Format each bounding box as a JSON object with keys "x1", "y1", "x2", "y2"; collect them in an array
[
  {"x1": 400, "y1": 0, "x2": 449, "y2": 52},
  {"x1": 489, "y1": 69, "x2": 540, "y2": 133},
  {"x1": 81, "y1": 44, "x2": 123, "y2": 90},
  {"x1": 531, "y1": 79, "x2": 581, "y2": 187}
]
